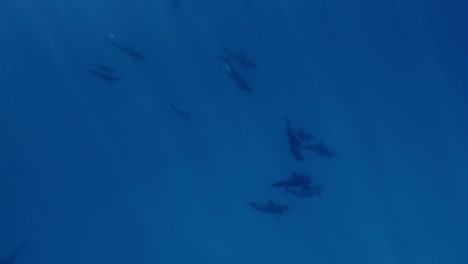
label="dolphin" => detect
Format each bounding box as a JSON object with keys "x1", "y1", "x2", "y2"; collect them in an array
[
  {"x1": 88, "y1": 69, "x2": 122, "y2": 82},
  {"x1": 219, "y1": 56, "x2": 252, "y2": 93},
  {"x1": 287, "y1": 185, "x2": 323, "y2": 198},
  {"x1": 107, "y1": 38, "x2": 148, "y2": 62},
  {"x1": 273, "y1": 172, "x2": 313, "y2": 190},
  {"x1": 304, "y1": 140, "x2": 336, "y2": 157},
  {"x1": 0, "y1": 244, "x2": 24, "y2": 264},
  {"x1": 92, "y1": 64, "x2": 115, "y2": 73},
  {"x1": 285, "y1": 119, "x2": 301, "y2": 149},
  {"x1": 169, "y1": 102, "x2": 191, "y2": 121},
  {"x1": 285, "y1": 119, "x2": 305, "y2": 161},
  {"x1": 247, "y1": 199, "x2": 290, "y2": 217}
]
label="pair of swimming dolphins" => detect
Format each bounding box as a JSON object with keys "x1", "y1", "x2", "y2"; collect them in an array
[
  {"x1": 247, "y1": 172, "x2": 323, "y2": 217},
  {"x1": 88, "y1": 37, "x2": 148, "y2": 82},
  {"x1": 286, "y1": 119, "x2": 336, "y2": 161},
  {"x1": 88, "y1": 64, "x2": 121, "y2": 82},
  {"x1": 218, "y1": 47, "x2": 256, "y2": 94},
  {"x1": 273, "y1": 172, "x2": 323, "y2": 198},
  {"x1": 286, "y1": 118, "x2": 306, "y2": 161}
]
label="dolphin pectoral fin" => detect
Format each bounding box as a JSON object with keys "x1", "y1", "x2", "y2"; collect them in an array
[{"x1": 278, "y1": 211, "x2": 283, "y2": 217}]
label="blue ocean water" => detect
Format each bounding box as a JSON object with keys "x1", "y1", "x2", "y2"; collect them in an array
[{"x1": 1, "y1": 0, "x2": 467, "y2": 263}]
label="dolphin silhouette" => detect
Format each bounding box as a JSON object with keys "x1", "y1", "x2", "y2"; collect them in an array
[
  {"x1": 107, "y1": 37, "x2": 148, "y2": 62},
  {"x1": 169, "y1": 102, "x2": 191, "y2": 121},
  {"x1": 219, "y1": 56, "x2": 252, "y2": 93},
  {"x1": 273, "y1": 172, "x2": 313, "y2": 190},
  {"x1": 88, "y1": 69, "x2": 122, "y2": 82},
  {"x1": 247, "y1": 199, "x2": 290, "y2": 217}
]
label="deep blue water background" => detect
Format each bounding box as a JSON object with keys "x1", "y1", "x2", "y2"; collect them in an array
[{"x1": 1, "y1": 0, "x2": 467, "y2": 263}]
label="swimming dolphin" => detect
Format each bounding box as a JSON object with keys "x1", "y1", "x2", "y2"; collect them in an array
[
  {"x1": 107, "y1": 38, "x2": 148, "y2": 62},
  {"x1": 92, "y1": 64, "x2": 115, "y2": 73},
  {"x1": 219, "y1": 56, "x2": 252, "y2": 93},
  {"x1": 285, "y1": 119, "x2": 301, "y2": 149},
  {"x1": 304, "y1": 140, "x2": 336, "y2": 157},
  {"x1": 295, "y1": 128, "x2": 314, "y2": 143},
  {"x1": 0, "y1": 244, "x2": 24, "y2": 264},
  {"x1": 287, "y1": 185, "x2": 323, "y2": 198},
  {"x1": 88, "y1": 69, "x2": 122, "y2": 82},
  {"x1": 169, "y1": 102, "x2": 191, "y2": 121},
  {"x1": 273, "y1": 172, "x2": 313, "y2": 190},
  {"x1": 247, "y1": 199, "x2": 290, "y2": 217}
]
